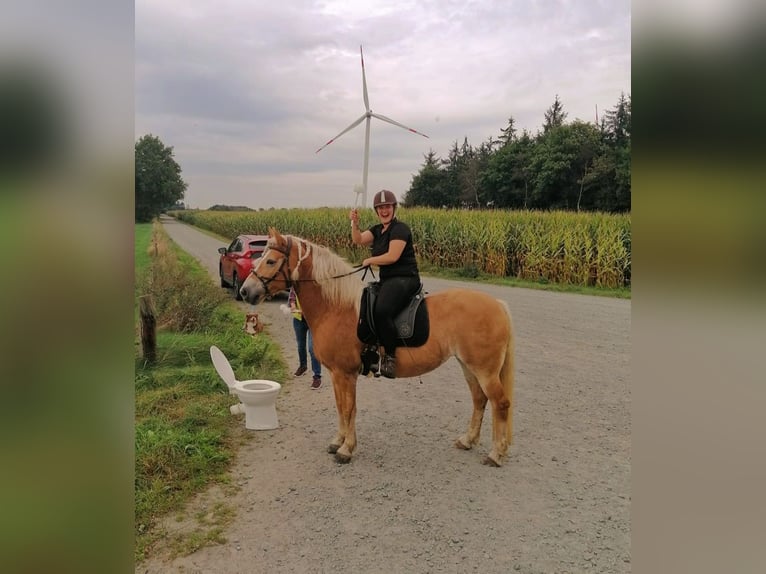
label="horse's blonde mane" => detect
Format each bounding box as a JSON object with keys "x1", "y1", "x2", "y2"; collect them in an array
[{"x1": 285, "y1": 235, "x2": 362, "y2": 313}]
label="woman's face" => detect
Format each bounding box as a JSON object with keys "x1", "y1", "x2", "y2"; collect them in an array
[{"x1": 375, "y1": 203, "x2": 395, "y2": 224}]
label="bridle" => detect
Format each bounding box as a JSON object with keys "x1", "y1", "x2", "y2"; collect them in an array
[
  {"x1": 249, "y1": 235, "x2": 296, "y2": 294},
  {"x1": 249, "y1": 235, "x2": 375, "y2": 297}
]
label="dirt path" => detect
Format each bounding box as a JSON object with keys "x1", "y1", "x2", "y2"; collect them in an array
[{"x1": 139, "y1": 216, "x2": 631, "y2": 574}]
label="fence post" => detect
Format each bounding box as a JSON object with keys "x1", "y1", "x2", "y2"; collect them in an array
[{"x1": 139, "y1": 294, "x2": 157, "y2": 364}]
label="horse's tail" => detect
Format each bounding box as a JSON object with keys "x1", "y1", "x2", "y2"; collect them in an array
[{"x1": 498, "y1": 299, "x2": 515, "y2": 444}]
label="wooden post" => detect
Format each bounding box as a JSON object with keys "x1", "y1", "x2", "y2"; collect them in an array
[{"x1": 139, "y1": 295, "x2": 157, "y2": 364}]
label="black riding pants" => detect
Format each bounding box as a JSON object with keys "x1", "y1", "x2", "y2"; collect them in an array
[{"x1": 373, "y1": 275, "x2": 421, "y2": 355}]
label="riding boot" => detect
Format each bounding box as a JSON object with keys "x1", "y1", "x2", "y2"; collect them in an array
[{"x1": 380, "y1": 354, "x2": 396, "y2": 379}]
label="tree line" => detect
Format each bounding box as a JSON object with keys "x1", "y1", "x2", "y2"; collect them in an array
[
  {"x1": 403, "y1": 93, "x2": 631, "y2": 212},
  {"x1": 135, "y1": 93, "x2": 630, "y2": 222}
]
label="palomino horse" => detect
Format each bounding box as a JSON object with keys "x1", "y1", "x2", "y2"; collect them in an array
[{"x1": 240, "y1": 228, "x2": 515, "y2": 466}]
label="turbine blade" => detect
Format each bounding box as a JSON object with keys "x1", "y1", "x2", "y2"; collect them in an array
[
  {"x1": 361, "y1": 45, "x2": 370, "y2": 112},
  {"x1": 370, "y1": 112, "x2": 429, "y2": 138},
  {"x1": 315, "y1": 114, "x2": 367, "y2": 153}
]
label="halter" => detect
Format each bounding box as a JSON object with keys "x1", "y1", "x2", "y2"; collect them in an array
[{"x1": 249, "y1": 235, "x2": 296, "y2": 293}]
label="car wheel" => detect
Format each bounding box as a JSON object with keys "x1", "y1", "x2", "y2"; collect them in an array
[
  {"x1": 233, "y1": 273, "x2": 243, "y2": 301},
  {"x1": 219, "y1": 265, "x2": 227, "y2": 287}
]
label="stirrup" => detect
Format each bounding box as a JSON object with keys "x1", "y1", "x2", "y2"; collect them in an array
[{"x1": 380, "y1": 355, "x2": 396, "y2": 379}]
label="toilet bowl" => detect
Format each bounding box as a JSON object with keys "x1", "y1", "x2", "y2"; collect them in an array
[{"x1": 210, "y1": 346, "x2": 281, "y2": 430}]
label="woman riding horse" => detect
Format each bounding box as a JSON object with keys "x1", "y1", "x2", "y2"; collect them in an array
[
  {"x1": 239, "y1": 229, "x2": 515, "y2": 467},
  {"x1": 350, "y1": 189, "x2": 420, "y2": 379}
]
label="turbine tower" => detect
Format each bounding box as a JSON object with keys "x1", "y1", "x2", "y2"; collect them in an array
[{"x1": 315, "y1": 45, "x2": 429, "y2": 207}]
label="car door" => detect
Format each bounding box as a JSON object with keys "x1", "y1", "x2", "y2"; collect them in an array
[{"x1": 222, "y1": 237, "x2": 243, "y2": 283}]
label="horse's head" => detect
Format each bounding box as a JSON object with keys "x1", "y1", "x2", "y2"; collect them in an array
[{"x1": 240, "y1": 228, "x2": 298, "y2": 305}]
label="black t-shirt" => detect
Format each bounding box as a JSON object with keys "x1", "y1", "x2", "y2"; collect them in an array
[{"x1": 369, "y1": 218, "x2": 419, "y2": 279}]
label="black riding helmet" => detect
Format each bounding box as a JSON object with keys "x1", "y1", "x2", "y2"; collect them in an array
[{"x1": 373, "y1": 189, "x2": 397, "y2": 209}]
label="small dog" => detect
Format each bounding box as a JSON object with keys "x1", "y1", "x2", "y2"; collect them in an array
[{"x1": 243, "y1": 312, "x2": 264, "y2": 335}]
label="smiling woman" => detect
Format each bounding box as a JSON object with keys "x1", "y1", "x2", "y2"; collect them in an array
[{"x1": 351, "y1": 189, "x2": 420, "y2": 378}]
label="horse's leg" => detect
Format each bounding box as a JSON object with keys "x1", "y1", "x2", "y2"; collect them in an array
[
  {"x1": 327, "y1": 371, "x2": 346, "y2": 454},
  {"x1": 328, "y1": 370, "x2": 358, "y2": 464},
  {"x1": 455, "y1": 362, "x2": 488, "y2": 451},
  {"x1": 480, "y1": 375, "x2": 511, "y2": 467}
]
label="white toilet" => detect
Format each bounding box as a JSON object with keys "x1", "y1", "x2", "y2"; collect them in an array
[{"x1": 210, "y1": 346, "x2": 281, "y2": 430}]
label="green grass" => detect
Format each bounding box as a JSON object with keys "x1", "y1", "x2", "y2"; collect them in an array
[
  {"x1": 134, "y1": 222, "x2": 286, "y2": 562},
  {"x1": 134, "y1": 223, "x2": 154, "y2": 272},
  {"x1": 168, "y1": 502, "x2": 234, "y2": 557}
]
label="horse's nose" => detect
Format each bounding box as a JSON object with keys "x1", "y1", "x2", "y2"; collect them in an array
[{"x1": 239, "y1": 286, "x2": 248, "y2": 301}]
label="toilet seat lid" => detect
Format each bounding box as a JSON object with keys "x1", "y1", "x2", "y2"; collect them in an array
[{"x1": 210, "y1": 345, "x2": 236, "y2": 386}]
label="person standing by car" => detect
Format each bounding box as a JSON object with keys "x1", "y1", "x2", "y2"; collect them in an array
[
  {"x1": 287, "y1": 287, "x2": 322, "y2": 389},
  {"x1": 349, "y1": 189, "x2": 421, "y2": 379}
]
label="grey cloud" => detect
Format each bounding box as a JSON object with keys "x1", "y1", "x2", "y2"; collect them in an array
[{"x1": 136, "y1": 0, "x2": 630, "y2": 209}]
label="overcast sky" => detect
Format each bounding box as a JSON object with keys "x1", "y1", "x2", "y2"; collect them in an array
[{"x1": 135, "y1": 0, "x2": 631, "y2": 209}]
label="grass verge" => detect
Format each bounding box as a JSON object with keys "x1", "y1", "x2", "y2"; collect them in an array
[{"x1": 134, "y1": 222, "x2": 286, "y2": 562}]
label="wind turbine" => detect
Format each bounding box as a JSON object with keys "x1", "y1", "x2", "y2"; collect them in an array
[{"x1": 315, "y1": 45, "x2": 429, "y2": 207}]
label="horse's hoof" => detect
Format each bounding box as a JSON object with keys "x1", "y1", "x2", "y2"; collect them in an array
[
  {"x1": 335, "y1": 452, "x2": 352, "y2": 464},
  {"x1": 327, "y1": 444, "x2": 340, "y2": 454},
  {"x1": 454, "y1": 438, "x2": 471, "y2": 450},
  {"x1": 482, "y1": 455, "x2": 502, "y2": 467}
]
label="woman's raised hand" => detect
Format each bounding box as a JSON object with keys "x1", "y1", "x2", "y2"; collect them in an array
[{"x1": 350, "y1": 208, "x2": 359, "y2": 228}]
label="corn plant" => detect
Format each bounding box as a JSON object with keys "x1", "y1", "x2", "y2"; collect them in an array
[{"x1": 173, "y1": 207, "x2": 631, "y2": 288}]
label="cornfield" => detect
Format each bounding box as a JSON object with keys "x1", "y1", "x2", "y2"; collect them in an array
[{"x1": 173, "y1": 208, "x2": 631, "y2": 288}]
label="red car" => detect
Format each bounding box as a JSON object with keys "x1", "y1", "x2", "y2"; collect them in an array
[{"x1": 218, "y1": 234, "x2": 269, "y2": 300}]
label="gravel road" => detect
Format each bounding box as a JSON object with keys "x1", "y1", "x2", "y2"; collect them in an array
[{"x1": 139, "y1": 216, "x2": 631, "y2": 574}]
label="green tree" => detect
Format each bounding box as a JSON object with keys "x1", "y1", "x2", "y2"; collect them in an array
[
  {"x1": 506, "y1": 130, "x2": 536, "y2": 209},
  {"x1": 135, "y1": 134, "x2": 187, "y2": 222},
  {"x1": 603, "y1": 92, "x2": 631, "y2": 148},
  {"x1": 542, "y1": 94, "x2": 568, "y2": 134},
  {"x1": 402, "y1": 150, "x2": 448, "y2": 207},
  {"x1": 530, "y1": 121, "x2": 601, "y2": 209},
  {"x1": 438, "y1": 139, "x2": 468, "y2": 208},
  {"x1": 456, "y1": 137, "x2": 480, "y2": 207},
  {"x1": 404, "y1": 92, "x2": 630, "y2": 212},
  {"x1": 569, "y1": 121, "x2": 606, "y2": 211},
  {"x1": 592, "y1": 93, "x2": 631, "y2": 211},
  {"x1": 480, "y1": 129, "x2": 534, "y2": 209},
  {"x1": 479, "y1": 131, "x2": 529, "y2": 208},
  {"x1": 498, "y1": 116, "x2": 517, "y2": 147},
  {"x1": 469, "y1": 138, "x2": 496, "y2": 207}
]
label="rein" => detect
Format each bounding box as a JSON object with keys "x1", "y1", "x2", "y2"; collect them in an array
[
  {"x1": 249, "y1": 235, "x2": 375, "y2": 292},
  {"x1": 294, "y1": 264, "x2": 376, "y2": 283}
]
